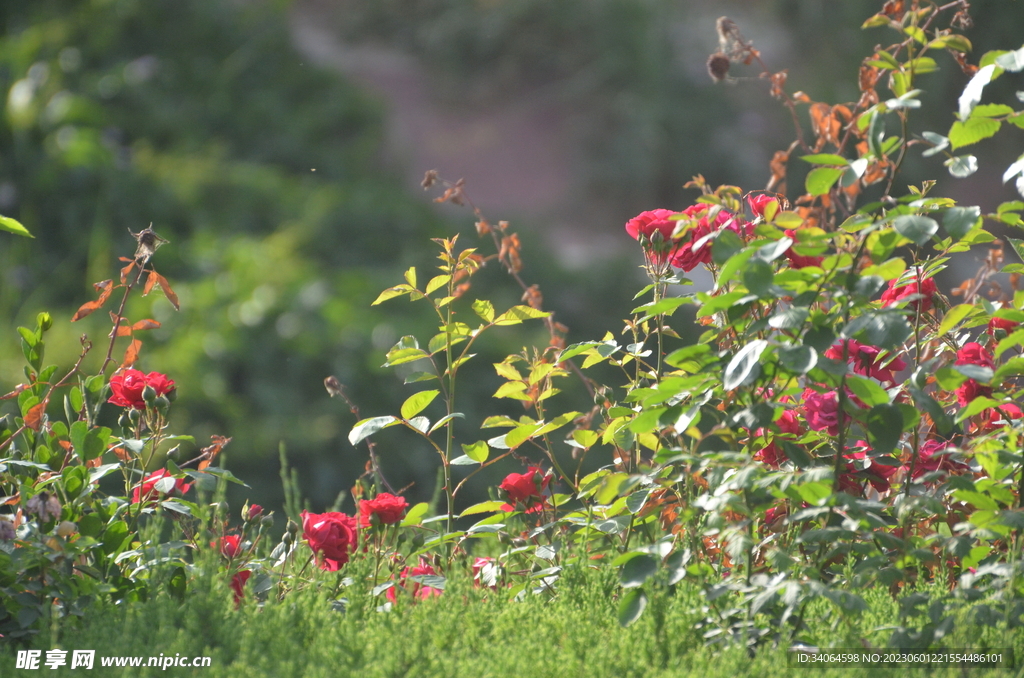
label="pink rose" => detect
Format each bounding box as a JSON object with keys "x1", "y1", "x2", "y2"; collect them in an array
[
  {"x1": 800, "y1": 388, "x2": 840, "y2": 436},
  {"x1": 301, "y1": 510, "x2": 358, "y2": 571},
  {"x1": 747, "y1": 194, "x2": 778, "y2": 219},
  {"x1": 910, "y1": 440, "x2": 968, "y2": 478},
  {"x1": 753, "y1": 408, "x2": 801, "y2": 468}
]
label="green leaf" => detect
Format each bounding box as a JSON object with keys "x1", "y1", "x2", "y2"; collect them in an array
[
  {"x1": 462, "y1": 440, "x2": 489, "y2": 463},
  {"x1": 428, "y1": 412, "x2": 465, "y2": 434},
  {"x1": 995, "y1": 46, "x2": 1024, "y2": 72},
  {"x1": 805, "y1": 167, "x2": 844, "y2": 196},
  {"x1": 400, "y1": 390, "x2": 440, "y2": 419},
  {"x1": 631, "y1": 297, "x2": 690, "y2": 318},
  {"x1": 892, "y1": 214, "x2": 938, "y2": 245},
  {"x1": 723, "y1": 340, "x2": 767, "y2": 390},
  {"x1": 949, "y1": 117, "x2": 1001, "y2": 149},
  {"x1": 769, "y1": 306, "x2": 809, "y2": 330},
  {"x1": 493, "y1": 305, "x2": 551, "y2": 326},
  {"x1": 400, "y1": 502, "x2": 430, "y2": 526},
  {"x1": 460, "y1": 500, "x2": 509, "y2": 517},
  {"x1": 945, "y1": 155, "x2": 979, "y2": 178},
  {"x1": 958, "y1": 64, "x2": 997, "y2": 121},
  {"x1": 846, "y1": 376, "x2": 890, "y2": 407},
  {"x1": 796, "y1": 481, "x2": 833, "y2": 506},
  {"x1": 921, "y1": 131, "x2": 949, "y2": 157},
  {"x1": 743, "y1": 259, "x2": 774, "y2": 296},
  {"x1": 938, "y1": 304, "x2": 977, "y2": 335},
  {"x1": 711, "y1": 229, "x2": 744, "y2": 266},
  {"x1": 800, "y1": 153, "x2": 848, "y2": 165},
  {"x1": 942, "y1": 206, "x2": 981, "y2": 240},
  {"x1": 371, "y1": 285, "x2": 414, "y2": 306},
  {"x1": 779, "y1": 345, "x2": 817, "y2": 374},
  {"x1": 867, "y1": 404, "x2": 903, "y2": 454},
  {"x1": 349, "y1": 416, "x2": 399, "y2": 445},
  {"x1": 472, "y1": 299, "x2": 495, "y2": 323},
  {"x1": 0, "y1": 215, "x2": 32, "y2": 238},
  {"x1": 618, "y1": 589, "x2": 648, "y2": 627},
  {"x1": 620, "y1": 554, "x2": 658, "y2": 589},
  {"x1": 954, "y1": 364, "x2": 993, "y2": 383}
]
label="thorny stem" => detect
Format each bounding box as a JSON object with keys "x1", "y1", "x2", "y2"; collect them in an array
[{"x1": 99, "y1": 263, "x2": 148, "y2": 376}]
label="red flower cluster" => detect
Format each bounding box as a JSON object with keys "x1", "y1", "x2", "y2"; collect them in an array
[
  {"x1": 387, "y1": 560, "x2": 443, "y2": 603},
  {"x1": 624, "y1": 204, "x2": 752, "y2": 272},
  {"x1": 108, "y1": 369, "x2": 175, "y2": 409},
  {"x1": 880, "y1": 273, "x2": 936, "y2": 313},
  {"x1": 988, "y1": 316, "x2": 1020, "y2": 337},
  {"x1": 753, "y1": 408, "x2": 801, "y2": 468},
  {"x1": 824, "y1": 339, "x2": 906, "y2": 385},
  {"x1": 131, "y1": 469, "x2": 192, "y2": 504},
  {"x1": 301, "y1": 510, "x2": 358, "y2": 571},
  {"x1": 910, "y1": 440, "x2": 969, "y2": 479},
  {"x1": 669, "y1": 204, "x2": 752, "y2": 272},
  {"x1": 954, "y1": 342, "x2": 994, "y2": 407},
  {"x1": 358, "y1": 492, "x2": 409, "y2": 527},
  {"x1": 499, "y1": 466, "x2": 550, "y2": 512}
]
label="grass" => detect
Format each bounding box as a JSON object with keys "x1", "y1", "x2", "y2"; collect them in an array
[{"x1": 3, "y1": 559, "x2": 1023, "y2": 678}]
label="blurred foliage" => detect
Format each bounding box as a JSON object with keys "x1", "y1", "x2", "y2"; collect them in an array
[{"x1": 0, "y1": 0, "x2": 638, "y2": 515}]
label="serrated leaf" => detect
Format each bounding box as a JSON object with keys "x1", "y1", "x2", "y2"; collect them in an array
[
  {"x1": 800, "y1": 153, "x2": 849, "y2": 165},
  {"x1": 349, "y1": 416, "x2": 399, "y2": 445},
  {"x1": 805, "y1": 167, "x2": 844, "y2": 196},
  {"x1": 995, "y1": 46, "x2": 1024, "y2": 72},
  {"x1": 943, "y1": 206, "x2": 981, "y2": 239},
  {"x1": 425, "y1": 275, "x2": 450, "y2": 295},
  {"x1": 945, "y1": 154, "x2": 978, "y2": 178},
  {"x1": 462, "y1": 440, "x2": 489, "y2": 463},
  {"x1": 400, "y1": 390, "x2": 440, "y2": 419},
  {"x1": 921, "y1": 131, "x2": 949, "y2": 157},
  {"x1": 723, "y1": 340, "x2": 767, "y2": 390},
  {"x1": 620, "y1": 554, "x2": 657, "y2": 589},
  {"x1": 493, "y1": 305, "x2": 551, "y2": 326},
  {"x1": 460, "y1": 500, "x2": 508, "y2": 517},
  {"x1": 949, "y1": 117, "x2": 1001, "y2": 149},
  {"x1": 372, "y1": 285, "x2": 414, "y2": 306},
  {"x1": 779, "y1": 345, "x2": 817, "y2": 374},
  {"x1": 892, "y1": 214, "x2": 938, "y2": 245},
  {"x1": 472, "y1": 299, "x2": 495, "y2": 323},
  {"x1": 938, "y1": 304, "x2": 976, "y2": 335},
  {"x1": 0, "y1": 215, "x2": 32, "y2": 237},
  {"x1": 958, "y1": 64, "x2": 997, "y2": 121},
  {"x1": 401, "y1": 502, "x2": 430, "y2": 526},
  {"x1": 867, "y1": 404, "x2": 904, "y2": 454},
  {"x1": 846, "y1": 375, "x2": 890, "y2": 407},
  {"x1": 769, "y1": 306, "x2": 809, "y2": 330},
  {"x1": 618, "y1": 589, "x2": 648, "y2": 627},
  {"x1": 743, "y1": 259, "x2": 774, "y2": 297}
]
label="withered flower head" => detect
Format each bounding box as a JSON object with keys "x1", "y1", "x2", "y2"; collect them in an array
[{"x1": 130, "y1": 225, "x2": 169, "y2": 263}]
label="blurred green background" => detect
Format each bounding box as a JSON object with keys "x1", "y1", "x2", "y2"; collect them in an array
[{"x1": 2, "y1": 0, "x2": 1022, "y2": 518}]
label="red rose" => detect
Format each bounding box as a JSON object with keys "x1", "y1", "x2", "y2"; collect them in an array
[
  {"x1": 108, "y1": 369, "x2": 176, "y2": 409},
  {"x1": 625, "y1": 209, "x2": 681, "y2": 265},
  {"x1": 131, "y1": 469, "x2": 192, "y2": 504},
  {"x1": 301, "y1": 510, "x2": 358, "y2": 571},
  {"x1": 747, "y1": 194, "x2": 778, "y2": 219},
  {"x1": 824, "y1": 339, "x2": 906, "y2": 385},
  {"x1": 246, "y1": 504, "x2": 263, "y2": 522},
  {"x1": 387, "y1": 561, "x2": 443, "y2": 603},
  {"x1": 844, "y1": 444, "x2": 897, "y2": 493},
  {"x1": 988, "y1": 316, "x2": 1020, "y2": 337},
  {"x1": 216, "y1": 535, "x2": 241, "y2": 559},
  {"x1": 499, "y1": 466, "x2": 550, "y2": 512},
  {"x1": 879, "y1": 274, "x2": 936, "y2": 313},
  {"x1": 358, "y1": 492, "x2": 409, "y2": 527},
  {"x1": 783, "y1": 229, "x2": 824, "y2": 269},
  {"x1": 231, "y1": 570, "x2": 251, "y2": 606},
  {"x1": 763, "y1": 505, "x2": 787, "y2": 531},
  {"x1": 979, "y1": 403, "x2": 1023, "y2": 433},
  {"x1": 669, "y1": 204, "x2": 752, "y2": 272},
  {"x1": 955, "y1": 379, "x2": 992, "y2": 407},
  {"x1": 800, "y1": 388, "x2": 840, "y2": 436},
  {"x1": 753, "y1": 408, "x2": 801, "y2": 468},
  {"x1": 955, "y1": 342, "x2": 994, "y2": 369},
  {"x1": 910, "y1": 440, "x2": 968, "y2": 478}
]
